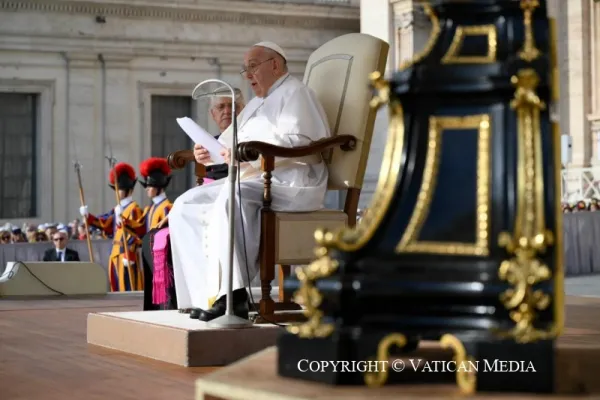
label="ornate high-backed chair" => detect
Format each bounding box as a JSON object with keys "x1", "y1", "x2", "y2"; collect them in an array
[{"x1": 168, "y1": 33, "x2": 389, "y2": 323}]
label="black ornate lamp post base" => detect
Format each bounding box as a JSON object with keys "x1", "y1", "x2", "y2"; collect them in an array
[{"x1": 277, "y1": 0, "x2": 562, "y2": 394}]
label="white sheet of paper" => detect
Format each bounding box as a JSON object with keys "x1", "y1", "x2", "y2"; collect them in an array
[{"x1": 176, "y1": 117, "x2": 226, "y2": 164}]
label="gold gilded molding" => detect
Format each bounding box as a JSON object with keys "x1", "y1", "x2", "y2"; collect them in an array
[
  {"x1": 287, "y1": 230, "x2": 339, "y2": 339},
  {"x1": 396, "y1": 114, "x2": 491, "y2": 256},
  {"x1": 399, "y1": 3, "x2": 441, "y2": 71},
  {"x1": 441, "y1": 25, "x2": 498, "y2": 64},
  {"x1": 518, "y1": 0, "x2": 541, "y2": 62},
  {"x1": 316, "y1": 75, "x2": 405, "y2": 252},
  {"x1": 548, "y1": 17, "x2": 565, "y2": 337},
  {"x1": 369, "y1": 71, "x2": 390, "y2": 110},
  {"x1": 440, "y1": 334, "x2": 477, "y2": 394},
  {"x1": 364, "y1": 333, "x2": 407, "y2": 388},
  {"x1": 364, "y1": 333, "x2": 476, "y2": 393},
  {"x1": 496, "y1": 68, "x2": 557, "y2": 343}
]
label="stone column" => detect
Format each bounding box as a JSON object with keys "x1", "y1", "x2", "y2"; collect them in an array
[
  {"x1": 360, "y1": 0, "x2": 431, "y2": 208},
  {"x1": 392, "y1": 1, "x2": 413, "y2": 68},
  {"x1": 359, "y1": 0, "x2": 392, "y2": 209},
  {"x1": 559, "y1": 0, "x2": 593, "y2": 166},
  {"x1": 360, "y1": 0, "x2": 394, "y2": 74},
  {"x1": 588, "y1": 0, "x2": 600, "y2": 163}
]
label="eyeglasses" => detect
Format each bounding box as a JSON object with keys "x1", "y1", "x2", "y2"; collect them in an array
[
  {"x1": 239, "y1": 58, "x2": 274, "y2": 76},
  {"x1": 53, "y1": 238, "x2": 65, "y2": 242}
]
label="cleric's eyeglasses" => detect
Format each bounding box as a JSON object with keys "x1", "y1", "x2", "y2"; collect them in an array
[
  {"x1": 53, "y1": 238, "x2": 65, "y2": 242},
  {"x1": 239, "y1": 58, "x2": 274, "y2": 76}
]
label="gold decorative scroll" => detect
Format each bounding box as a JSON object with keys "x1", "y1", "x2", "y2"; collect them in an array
[
  {"x1": 364, "y1": 333, "x2": 407, "y2": 388},
  {"x1": 548, "y1": 16, "x2": 565, "y2": 337},
  {"x1": 496, "y1": 68, "x2": 555, "y2": 343},
  {"x1": 440, "y1": 334, "x2": 476, "y2": 394},
  {"x1": 518, "y1": 0, "x2": 541, "y2": 62},
  {"x1": 363, "y1": 333, "x2": 476, "y2": 395},
  {"x1": 287, "y1": 229, "x2": 339, "y2": 339}
]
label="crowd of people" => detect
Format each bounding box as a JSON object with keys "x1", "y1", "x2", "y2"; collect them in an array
[
  {"x1": 0, "y1": 220, "x2": 104, "y2": 244},
  {"x1": 563, "y1": 198, "x2": 600, "y2": 213}
]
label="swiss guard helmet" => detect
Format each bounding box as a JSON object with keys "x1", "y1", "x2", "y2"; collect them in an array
[
  {"x1": 108, "y1": 162, "x2": 137, "y2": 191},
  {"x1": 139, "y1": 157, "x2": 172, "y2": 189}
]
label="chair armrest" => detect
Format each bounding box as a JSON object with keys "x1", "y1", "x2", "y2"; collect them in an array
[
  {"x1": 167, "y1": 149, "x2": 207, "y2": 186},
  {"x1": 236, "y1": 134, "x2": 357, "y2": 162},
  {"x1": 167, "y1": 149, "x2": 195, "y2": 170}
]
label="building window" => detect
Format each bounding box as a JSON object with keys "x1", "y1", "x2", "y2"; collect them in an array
[
  {"x1": 0, "y1": 93, "x2": 37, "y2": 219},
  {"x1": 150, "y1": 95, "x2": 193, "y2": 199}
]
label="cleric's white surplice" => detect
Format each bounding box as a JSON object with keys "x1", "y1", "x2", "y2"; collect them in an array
[{"x1": 170, "y1": 73, "x2": 331, "y2": 309}]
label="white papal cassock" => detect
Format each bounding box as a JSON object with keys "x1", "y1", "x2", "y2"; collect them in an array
[{"x1": 170, "y1": 73, "x2": 331, "y2": 310}]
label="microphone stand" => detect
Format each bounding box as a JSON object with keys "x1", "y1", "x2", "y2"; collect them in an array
[{"x1": 191, "y1": 79, "x2": 253, "y2": 329}]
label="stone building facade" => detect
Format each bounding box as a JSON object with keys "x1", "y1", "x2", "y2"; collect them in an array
[
  {"x1": 0, "y1": 0, "x2": 360, "y2": 225},
  {"x1": 4, "y1": 0, "x2": 593, "y2": 226}
]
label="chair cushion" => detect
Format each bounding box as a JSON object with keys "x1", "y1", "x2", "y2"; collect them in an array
[{"x1": 275, "y1": 210, "x2": 348, "y2": 264}]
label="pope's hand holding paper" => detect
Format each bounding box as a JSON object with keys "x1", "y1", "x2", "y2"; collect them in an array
[
  {"x1": 193, "y1": 144, "x2": 213, "y2": 164},
  {"x1": 177, "y1": 117, "x2": 226, "y2": 164}
]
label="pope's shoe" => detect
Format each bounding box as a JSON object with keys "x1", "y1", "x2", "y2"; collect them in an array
[
  {"x1": 189, "y1": 308, "x2": 204, "y2": 319},
  {"x1": 198, "y1": 289, "x2": 249, "y2": 322}
]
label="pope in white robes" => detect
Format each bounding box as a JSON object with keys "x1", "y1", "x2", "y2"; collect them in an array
[{"x1": 169, "y1": 41, "x2": 331, "y2": 321}]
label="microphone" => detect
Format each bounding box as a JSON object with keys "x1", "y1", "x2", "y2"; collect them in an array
[
  {"x1": 189, "y1": 79, "x2": 253, "y2": 330},
  {"x1": 193, "y1": 86, "x2": 242, "y2": 100}
]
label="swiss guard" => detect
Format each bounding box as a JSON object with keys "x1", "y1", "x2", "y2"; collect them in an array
[
  {"x1": 122, "y1": 157, "x2": 175, "y2": 310},
  {"x1": 135, "y1": 157, "x2": 173, "y2": 231},
  {"x1": 80, "y1": 162, "x2": 144, "y2": 292}
]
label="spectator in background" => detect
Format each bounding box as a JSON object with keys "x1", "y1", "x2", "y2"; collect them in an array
[
  {"x1": 77, "y1": 224, "x2": 88, "y2": 240},
  {"x1": 1, "y1": 230, "x2": 11, "y2": 244},
  {"x1": 11, "y1": 228, "x2": 27, "y2": 243},
  {"x1": 34, "y1": 231, "x2": 48, "y2": 242},
  {"x1": 44, "y1": 224, "x2": 57, "y2": 240},
  {"x1": 69, "y1": 219, "x2": 80, "y2": 239},
  {"x1": 43, "y1": 230, "x2": 80, "y2": 262},
  {"x1": 574, "y1": 201, "x2": 587, "y2": 213},
  {"x1": 24, "y1": 224, "x2": 37, "y2": 242}
]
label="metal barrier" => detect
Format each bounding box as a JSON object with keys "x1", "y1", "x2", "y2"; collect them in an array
[{"x1": 561, "y1": 166, "x2": 600, "y2": 202}]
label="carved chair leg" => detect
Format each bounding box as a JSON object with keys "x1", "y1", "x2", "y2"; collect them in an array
[
  {"x1": 344, "y1": 187, "x2": 361, "y2": 228},
  {"x1": 259, "y1": 210, "x2": 276, "y2": 317}
]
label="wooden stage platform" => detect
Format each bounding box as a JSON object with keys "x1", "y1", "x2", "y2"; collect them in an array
[
  {"x1": 2, "y1": 294, "x2": 600, "y2": 400},
  {"x1": 0, "y1": 294, "x2": 217, "y2": 400}
]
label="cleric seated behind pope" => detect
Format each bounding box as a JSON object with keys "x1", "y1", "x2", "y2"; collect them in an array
[{"x1": 169, "y1": 41, "x2": 331, "y2": 322}]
